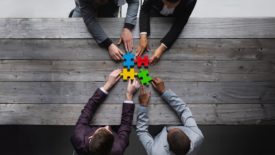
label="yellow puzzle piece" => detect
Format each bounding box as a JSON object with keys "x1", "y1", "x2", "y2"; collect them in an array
[{"x1": 120, "y1": 68, "x2": 137, "y2": 80}]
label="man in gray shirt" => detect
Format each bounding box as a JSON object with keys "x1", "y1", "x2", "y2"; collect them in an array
[
  {"x1": 70, "y1": 0, "x2": 139, "y2": 61},
  {"x1": 137, "y1": 77, "x2": 204, "y2": 155}
]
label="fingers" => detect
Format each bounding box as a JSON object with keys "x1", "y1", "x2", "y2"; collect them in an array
[
  {"x1": 115, "y1": 69, "x2": 122, "y2": 81},
  {"x1": 116, "y1": 50, "x2": 123, "y2": 60},
  {"x1": 114, "y1": 54, "x2": 120, "y2": 61},
  {"x1": 151, "y1": 80, "x2": 157, "y2": 88},
  {"x1": 129, "y1": 40, "x2": 133, "y2": 51},
  {"x1": 128, "y1": 79, "x2": 132, "y2": 85},
  {"x1": 149, "y1": 56, "x2": 159, "y2": 65},
  {"x1": 136, "y1": 46, "x2": 141, "y2": 56},
  {"x1": 140, "y1": 85, "x2": 145, "y2": 94},
  {"x1": 117, "y1": 38, "x2": 122, "y2": 45},
  {"x1": 124, "y1": 41, "x2": 128, "y2": 52},
  {"x1": 134, "y1": 78, "x2": 140, "y2": 89},
  {"x1": 119, "y1": 49, "x2": 125, "y2": 56}
]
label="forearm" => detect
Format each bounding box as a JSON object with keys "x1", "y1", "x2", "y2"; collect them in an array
[
  {"x1": 124, "y1": 0, "x2": 139, "y2": 30},
  {"x1": 139, "y1": 0, "x2": 151, "y2": 35},
  {"x1": 136, "y1": 105, "x2": 150, "y2": 132},
  {"x1": 160, "y1": 18, "x2": 187, "y2": 48},
  {"x1": 117, "y1": 102, "x2": 135, "y2": 148},
  {"x1": 161, "y1": 89, "x2": 195, "y2": 126},
  {"x1": 78, "y1": 0, "x2": 112, "y2": 48},
  {"x1": 76, "y1": 88, "x2": 107, "y2": 125},
  {"x1": 161, "y1": 0, "x2": 197, "y2": 48},
  {"x1": 136, "y1": 105, "x2": 154, "y2": 154}
]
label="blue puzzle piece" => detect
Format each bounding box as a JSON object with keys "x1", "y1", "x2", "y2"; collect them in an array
[{"x1": 123, "y1": 52, "x2": 135, "y2": 69}]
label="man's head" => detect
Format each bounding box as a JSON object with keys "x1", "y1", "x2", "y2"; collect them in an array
[
  {"x1": 88, "y1": 126, "x2": 114, "y2": 155},
  {"x1": 167, "y1": 128, "x2": 191, "y2": 155}
]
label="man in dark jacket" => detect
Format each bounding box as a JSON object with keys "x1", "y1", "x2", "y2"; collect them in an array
[
  {"x1": 136, "y1": 0, "x2": 197, "y2": 64},
  {"x1": 71, "y1": 69, "x2": 140, "y2": 155},
  {"x1": 70, "y1": 0, "x2": 139, "y2": 61}
]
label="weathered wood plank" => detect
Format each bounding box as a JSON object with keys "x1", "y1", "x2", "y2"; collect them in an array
[
  {"x1": 0, "y1": 82, "x2": 274, "y2": 104},
  {"x1": 0, "y1": 60, "x2": 274, "y2": 82},
  {"x1": 0, "y1": 103, "x2": 274, "y2": 125},
  {"x1": 1, "y1": 18, "x2": 275, "y2": 38},
  {"x1": 1, "y1": 39, "x2": 274, "y2": 61}
]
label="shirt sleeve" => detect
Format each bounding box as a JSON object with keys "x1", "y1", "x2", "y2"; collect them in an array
[
  {"x1": 124, "y1": 0, "x2": 139, "y2": 30},
  {"x1": 161, "y1": 89, "x2": 204, "y2": 152},
  {"x1": 71, "y1": 88, "x2": 108, "y2": 153},
  {"x1": 139, "y1": 0, "x2": 153, "y2": 35},
  {"x1": 161, "y1": 0, "x2": 197, "y2": 48},
  {"x1": 78, "y1": 0, "x2": 113, "y2": 48},
  {"x1": 117, "y1": 102, "x2": 135, "y2": 151},
  {"x1": 136, "y1": 105, "x2": 154, "y2": 155}
]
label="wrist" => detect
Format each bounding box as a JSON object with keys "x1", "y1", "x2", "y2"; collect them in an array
[
  {"x1": 159, "y1": 89, "x2": 165, "y2": 95},
  {"x1": 103, "y1": 83, "x2": 112, "y2": 92},
  {"x1": 159, "y1": 45, "x2": 166, "y2": 53},
  {"x1": 140, "y1": 102, "x2": 148, "y2": 107},
  {"x1": 140, "y1": 34, "x2": 147, "y2": 39},
  {"x1": 126, "y1": 93, "x2": 133, "y2": 100}
]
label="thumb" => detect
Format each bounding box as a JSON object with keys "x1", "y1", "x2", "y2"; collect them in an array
[{"x1": 117, "y1": 38, "x2": 122, "y2": 46}]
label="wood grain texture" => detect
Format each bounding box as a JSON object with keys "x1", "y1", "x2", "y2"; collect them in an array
[
  {"x1": 0, "y1": 18, "x2": 275, "y2": 125},
  {"x1": 0, "y1": 18, "x2": 275, "y2": 38},
  {"x1": 0, "y1": 60, "x2": 274, "y2": 82},
  {"x1": 0, "y1": 103, "x2": 274, "y2": 125},
  {"x1": 0, "y1": 82, "x2": 274, "y2": 104},
  {"x1": 0, "y1": 39, "x2": 274, "y2": 61}
]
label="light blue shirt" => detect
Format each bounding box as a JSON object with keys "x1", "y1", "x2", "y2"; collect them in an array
[{"x1": 136, "y1": 89, "x2": 204, "y2": 155}]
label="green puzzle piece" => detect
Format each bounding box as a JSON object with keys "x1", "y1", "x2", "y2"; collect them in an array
[{"x1": 138, "y1": 69, "x2": 152, "y2": 86}]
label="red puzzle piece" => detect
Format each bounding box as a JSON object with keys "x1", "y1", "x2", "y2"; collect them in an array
[{"x1": 134, "y1": 55, "x2": 149, "y2": 68}]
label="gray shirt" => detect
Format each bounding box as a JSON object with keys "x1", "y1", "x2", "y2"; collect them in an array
[
  {"x1": 74, "y1": 0, "x2": 139, "y2": 48},
  {"x1": 136, "y1": 89, "x2": 204, "y2": 155}
]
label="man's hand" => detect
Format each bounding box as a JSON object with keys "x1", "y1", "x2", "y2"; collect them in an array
[
  {"x1": 139, "y1": 86, "x2": 151, "y2": 107},
  {"x1": 136, "y1": 34, "x2": 148, "y2": 56},
  {"x1": 152, "y1": 77, "x2": 166, "y2": 95},
  {"x1": 149, "y1": 44, "x2": 167, "y2": 65},
  {"x1": 126, "y1": 78, "x2": 140, "y2": 100},
  {"x1": 108, "y1": 43, "x2": 124, "y2": 61},
  {"x1": 118, "y1": 28, "x2": 133, "y2": 52},
  {"x1": 103, "y1": 69, "x2": 122, "y2": 92}
]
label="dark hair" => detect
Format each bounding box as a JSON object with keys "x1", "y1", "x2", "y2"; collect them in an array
[
  {"x1": 95, "y1": 0, "x2": 109, "y2": 5},
  {"x1": 89, "y1": 129, "x2": 114, "y2": 155},
  {"x1": 167, "y1": 129, "x2": 190, "y2": 155},
  {"x1": 166, "y1": 0, "x2": 181, "y2": 3}
]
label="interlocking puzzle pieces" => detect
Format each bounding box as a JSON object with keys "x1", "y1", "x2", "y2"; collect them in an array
[
  {"x1": 123, "y1": 52, "x2": 135, "y2": 69},
  {"x1": 134, "y1": 55, "x2": 149, "y2": 68},
  {"x1": 120, "y1": 68, "x2": 137, "y2": 80},
  {"x1": 137, "y1": 69, "x2": 152, "y2": 86}
]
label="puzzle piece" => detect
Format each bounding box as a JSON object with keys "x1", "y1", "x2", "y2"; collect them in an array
[
  {"x1": 123, "y1": 52, "x2": 135, "y2": 69},
  {"x1": 137, "y1": 69, "x2": 152, "y2": 85},
  {"x1": 134, "y1": 55, "x2": 149, "y2": 68},
  {"x1": 120, "y1": 68, "x2": 137, "y2": 80}
]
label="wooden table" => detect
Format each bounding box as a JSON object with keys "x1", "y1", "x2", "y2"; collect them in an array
[{"x1": 0, "y1": 18, "x2": 274, "y2": 125}]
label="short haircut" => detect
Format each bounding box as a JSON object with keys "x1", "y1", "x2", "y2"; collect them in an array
[
  {"x1": 167, "y1": 129, "x2": 191, "y2": 155},
  {"x1": 88, "y1": 129, "x2": 114, "y2": 155}
]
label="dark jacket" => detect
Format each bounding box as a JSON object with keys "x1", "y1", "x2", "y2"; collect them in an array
[
  {"x1": 139, "y1": 0, "x2": 197, "y2": 48},
  {"x1": 71, "y1": 88, "x2": 135, "y2": 155}
]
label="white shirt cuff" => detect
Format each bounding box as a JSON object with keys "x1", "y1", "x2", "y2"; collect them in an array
[
  {"x1": 161, "y1": 43, "x2": 168, "y2": 49},
  {"x1": 124, "y1": 100, "x2": 134, "y2": 104},
  {"x1": 100, "y1": 87, "x2": 108, "y2": 95},
  {"x1": 140, "y1": 32, "x2": 147, "y2": 35}
]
